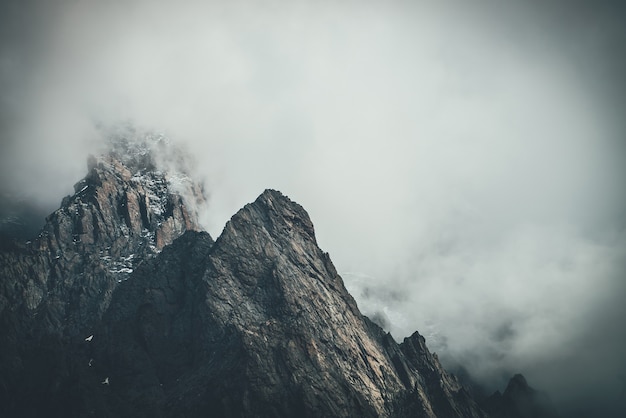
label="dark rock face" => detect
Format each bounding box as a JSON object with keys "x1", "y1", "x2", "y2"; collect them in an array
[
  {"x1": 481, "y1": 374, "x2": 560, "y2": 418},
  {"x1": 40, "y1": 189, "x2": 485, "y2": 417},
  {"x1": 0, "y1": 145, "x2": 552, "y2": 417},
  {"x1": 0, "y1": 140, "x2": 204, "y2": 416}
]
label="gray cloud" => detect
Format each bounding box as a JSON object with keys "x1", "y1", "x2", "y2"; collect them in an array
[{"x1": 1, "y1": 0, "x2": 625, "y2": 415}]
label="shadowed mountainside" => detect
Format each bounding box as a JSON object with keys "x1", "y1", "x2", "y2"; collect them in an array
[{"x1": 0, "y1": 138, "x2": 558, "y2": 417}]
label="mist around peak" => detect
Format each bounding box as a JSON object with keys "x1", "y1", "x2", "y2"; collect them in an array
[
  {"x1": 1, "y1": 1, "x2": 625, "y2": 416},
  {"x1": 0, "y1": 124, "x2": 208, "y2": 244}
]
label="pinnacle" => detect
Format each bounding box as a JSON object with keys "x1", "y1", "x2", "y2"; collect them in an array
[
  {"x1": 505, "y1": 373, "x2": 531, "y2": 393},
  {"x1": 254, "y1": 188, "x2": 292, "y2": 207},
  {"x1": 245, "y1": 188, "x2": 317, "y2": 242}
]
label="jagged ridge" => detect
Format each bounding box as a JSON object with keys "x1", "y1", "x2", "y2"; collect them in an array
[
  {"x1": 0, "y1": 140, "x2": 204, "y2": 416},
  {"x1": 45, "y1": 189, "x2": 485, "y2": 417},
  {"x1": 0, "y1": 145, "x2": 558, "y2": 417}
]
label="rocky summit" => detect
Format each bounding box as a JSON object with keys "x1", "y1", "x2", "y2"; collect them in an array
[{"x1": 0, "y1": 139, "x2": 557, "y2": 417}]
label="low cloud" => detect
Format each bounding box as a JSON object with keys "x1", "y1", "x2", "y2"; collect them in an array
[{"x1": 1, "y1": 0, "x2": 625, "y2": 414}]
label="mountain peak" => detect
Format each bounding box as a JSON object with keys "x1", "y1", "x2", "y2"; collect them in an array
[
  {"x1": 64, "y1": 188, "x2": 489, "y2": 417},
  {"x1": 506, "y1": 374, "x2": 530, "y2": 393},
  {"x1": 217, "y1": 188, "x2": 317, "y2": 253},
  {"x1": 39, "y1": 134, "x2": 205, "y2": 254},
  {"x1": 254, "y1": 188, "x2": 316, "y2": 238},
  {"x1": 95, "y1": 125, "x2": 180, "y2": 175},
  {"x1": 482, "y1": 374, "x2": 560, "y2": 418},
  {"x1": 0, "y1": 141, "x2": 549, "y2": 417},
  {"x1": 0, "y1": 138, "x2": 207, "y2": 340}
]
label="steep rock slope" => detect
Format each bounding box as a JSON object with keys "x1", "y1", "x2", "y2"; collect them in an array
[
  {"x1": 0, "y1": 143, "x2": 553, "y2": 417},
  {"x1": 481, "y1": 374, "x2": 560, "y2": 418},
  {"x1": 81, "y1": 189, "x2": 487, "y2": 417},
  {"x1": 0, "y1": 138, "x2": 204, "y2": 415}
]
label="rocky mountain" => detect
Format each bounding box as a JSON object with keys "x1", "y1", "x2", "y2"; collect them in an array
[
  {"x1": 0, "y1": 135, "x2": 204, "y2": 414},
  {"x1": 0, "y1": 137, "x2": 557, "y2": 417},
  {"x1": 481, "y1": 374, "x2": 560, "y2": 418}
]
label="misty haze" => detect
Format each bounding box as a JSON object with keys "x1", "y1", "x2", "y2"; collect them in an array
[{"x1": 1, "y1": 0, "x2": 625, "y2": 416}]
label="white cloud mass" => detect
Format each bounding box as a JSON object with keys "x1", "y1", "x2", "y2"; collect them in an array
[{"x1": 1, "y1": 0, "x2": 625, "y2": 415}]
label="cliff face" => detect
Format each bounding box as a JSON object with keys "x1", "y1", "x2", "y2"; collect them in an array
[
  {"x1": 2, "y1": 188, "x2": 485, "y2": 417},
  {"x1": 0, "y1": 142, "x2": 553, "y2": 417},
  {"x1": 0, "y1": 138, "x2": 204, "y2": 416}
]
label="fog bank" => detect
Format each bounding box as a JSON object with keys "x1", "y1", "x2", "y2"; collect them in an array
[{"x1": 1, "y1": 1, "x2": 625, "y2": 415}]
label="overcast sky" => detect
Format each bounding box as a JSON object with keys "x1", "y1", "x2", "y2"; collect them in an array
[{"x1": 1, "y1": 0, "x2": 625, "y2": 415}]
